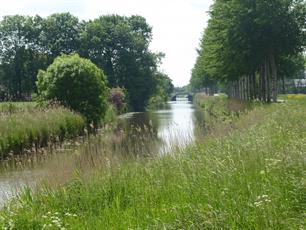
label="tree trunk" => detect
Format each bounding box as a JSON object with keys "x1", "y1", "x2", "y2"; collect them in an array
[
  {"x1": 252, "y1": 72, "x2": 257, "y2": 100},
  {"x1": 235, "y1": 81, "x2": 238, "y2": 99},
  {"x1": 261, "y1": 64, "x2": 266, "y2": 102},
  {"x1": 282, "y1": 75, "x2": 286, "y2": 94},
  {"x1": 243, "y1": 76, "x2": 246, "y2": 100},
  {"x1": 239, "y1": 78, "x2": 242, "y2": 100},
  {"x1": 247, "y1": 75, "x2": 250, "y2": 101},
  {"x1": 259, "y1": 69, "x2": 262, "y2": 101},
  {"x1": 264, "y1": 57, "x2": 270, "y2": 103},
  {"x1": 270, "y1": 54, "x2": 278, "y2": 102}
]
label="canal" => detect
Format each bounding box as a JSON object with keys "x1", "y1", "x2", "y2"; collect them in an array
[{"x1": 0, "y1": 101, "x2": 204, "y2": 207}]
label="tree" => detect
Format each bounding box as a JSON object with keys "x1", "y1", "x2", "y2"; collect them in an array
[
  {"x1": 0, "y1": 15, "x2": 44, "y2": 100},
  {"x1": 81, "y1": 15, "x2": 159, "y2": 111},
  {"x1": 192, "y1": 0, "x2": 306, "y2": 102},
  {"x1": 36, "y1": 54, "x2": 108, "y2": 125},
  {"x1": 39, "y1": 13, "x2": 81, "y2": 62},
  {"x1": 0, "y1": 13, "x2": 164, "y2": 111},
  {"x1": 148, "y1": 72, "x2": 174, "y2": 108}
]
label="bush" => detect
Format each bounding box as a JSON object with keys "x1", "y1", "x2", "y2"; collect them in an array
[
  {"x1": 36, "y1": 54, "x2": 108, "y2": 125},
  {"x1": 109, "y1": 87, "x2": 127, "y2": 114}
]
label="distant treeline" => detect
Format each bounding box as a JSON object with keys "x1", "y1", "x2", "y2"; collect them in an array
[
  {"x1": 191, "y1": 0, "x2": 306, "y2": 101},
  {"x1": 0, "y1": 13, "x2": 173, "y2": 111}
]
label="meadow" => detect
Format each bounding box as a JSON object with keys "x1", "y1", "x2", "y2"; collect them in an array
[
  {"x1": 0, "y1": 102, "x2": 85, "y2": 158},
  {"x1": 0, "y1": 96, "x2": 305, "y2": 229}
]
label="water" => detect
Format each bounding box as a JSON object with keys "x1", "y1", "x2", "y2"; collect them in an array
[{"x1": 0, "y1": 101, "x2": 204, "y2": 207}]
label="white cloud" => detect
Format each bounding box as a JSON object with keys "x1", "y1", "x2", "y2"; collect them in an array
[{"x1": 0, "y1": 0, "x2": 213, "y2": 86}]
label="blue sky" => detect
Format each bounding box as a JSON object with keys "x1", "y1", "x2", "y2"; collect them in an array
[{"x1": 0, "y1": 0, "x2": 213, "y2": 86}]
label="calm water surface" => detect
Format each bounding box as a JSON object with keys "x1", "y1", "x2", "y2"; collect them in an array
[{"x1": 0, "y1": 101, "x2": 204, "y2": 206}]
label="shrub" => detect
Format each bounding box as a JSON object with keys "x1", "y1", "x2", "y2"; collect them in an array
[
  {"x1": 109, "y1": 87, "x2": 127, "y2": 114},
  {"x1": 36, "y1": 54, "x2": 109, "y2": 125}
]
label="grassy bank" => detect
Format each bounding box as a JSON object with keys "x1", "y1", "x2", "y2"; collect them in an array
[
  {"x1": 1, "y1": 97, "x2": 305, "y2": 229},
  {"x1": 0, "y1": 102, "x2": 85, "y2": 158},
  {"x1": 0, "y1": 102, "x2": 36, "y2": 114}
]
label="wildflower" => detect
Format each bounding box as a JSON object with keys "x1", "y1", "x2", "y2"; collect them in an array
[{"x1": 254, "y1": 194, "x2": 271, "y2": 207}]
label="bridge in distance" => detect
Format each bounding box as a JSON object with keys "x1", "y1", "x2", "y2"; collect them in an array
[{"x1": 171, "y1": 94, "x2": 193, "y2": 102}]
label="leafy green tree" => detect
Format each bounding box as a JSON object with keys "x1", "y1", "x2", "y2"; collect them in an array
[
  {"x1": 148, "y1": 72, "x2": 174, "y2": 108},
  {"x1": 154, "y1": 72, "x2": 174, "y2": 100},
  {"x1": 39, "y1": 13, "x2": 81, "y2": 62},
  {"x1": 0, "y1": 15, "x2": 45, "y2": 100},
  {"x1": 81, "y1": 15, "x2": 159, "y2": 111},
  {"x1": 36, "y1": 54, "x2": 108, "y2": 125}
]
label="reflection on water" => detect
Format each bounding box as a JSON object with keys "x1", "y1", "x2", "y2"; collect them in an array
[
  {"x1": 157, "y1": 101, "x2": 195, "y2": 152},
  {"x1": 0, "y1": 101, "x2": 204, "y2": 207}
]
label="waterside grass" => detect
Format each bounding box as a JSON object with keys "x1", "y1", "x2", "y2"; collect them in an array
[
  {"x1": 0, "y1": 103, "x2": 85, "y2": 158},
  {"x1": 0, "y1": 97, "x2": 305, "y2": 229}
]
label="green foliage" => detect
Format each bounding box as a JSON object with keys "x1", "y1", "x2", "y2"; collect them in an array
[
  {"x1": 194, "y1": 93, "x2": 254, "y2": 131},
  {"x1": 191, "y1": 0, "x2": 306, "y2": 101},
  {"x1": 0, "y1": 102, "x2": 85, "y2": 157},
  {"x1": 278, "y1": 53, "x2": 306, "y2": 79},
  {"x1": 36, "y1": 54, "x2": 108, "y2": 125},
  {"x1": 147, "y1": 95, "x2": 167, "y2": 110},
  {"x1": 103, "y1": 105, "x2": 118, "y2": 125},
  {"x1": 147, "y1": 72, "x2": 174, "y2": 109},
  {"x1": 109, "y1": 87, "x2": 127, "y2": 114},
  {"x1": 1, "y1": 99, "x2": 306, "y2": 229},
  {"x1": 0, "y1": 13, "x2": 81, "y2": 101},
  {"x1": 40, "y1": 13, "x2": 81, "y2": 60},
  {"x1": 0, "y1": 13, "x2": 162, "y2": 111},
  {"x1": 173, "y1": 85, "x2": 192, "y2": 95},
  {"x1": 82, "y1": 15, "x2": 160, "y2": 111},
  {"x1": 0, "y1": 15, "x2": 47, "y2": 100},
  {"x1": 194, "y1": 93, "x2": 230, "y2": 117}
]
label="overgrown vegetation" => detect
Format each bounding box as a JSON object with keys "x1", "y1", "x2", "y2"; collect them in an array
[
  {"x1": 1, "y1": 97, "x2": 305, "y2": 229},
  {"x1": 193, "y1": 93, "x2": 253, "y2": 131},
  {"x1": 0, "y1": 103, "x2": 85, "y2": 158}
]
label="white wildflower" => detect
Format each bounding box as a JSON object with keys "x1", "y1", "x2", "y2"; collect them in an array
[{"x1": 254, "y1": 194, "x2": 271, "y2": 207}]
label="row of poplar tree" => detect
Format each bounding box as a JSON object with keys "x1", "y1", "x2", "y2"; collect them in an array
[
  {"x1": 191, "y1": 0, "x2": 305, "y2": 102},
  {"x1": 0, "y1": 13, "x2": 173, "y2": 111}
]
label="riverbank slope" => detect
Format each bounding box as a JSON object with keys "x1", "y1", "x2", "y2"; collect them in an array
[{"x1": 1, "y1": 97, "x2": 305, "y2": 229}]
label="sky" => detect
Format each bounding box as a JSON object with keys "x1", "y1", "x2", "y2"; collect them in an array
[{"x1": 0, "y1": 0, "x2": 213, "y2": 86}]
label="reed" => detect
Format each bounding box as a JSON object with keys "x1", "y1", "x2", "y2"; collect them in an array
[{"x1": 0, "y1": 103, "x2": 85, "y2": 158}]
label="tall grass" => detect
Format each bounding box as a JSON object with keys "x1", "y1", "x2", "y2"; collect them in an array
[
  {"x1": 0, "y1": 103, "x2": 85, "y2": 158},
  {"x1": 0, "y1": 99, "x2": 305, "y2": 229},
  {"x1": 0, "y1": 102, "x2": 36, "y2": 114},
  {"x1": 193, "y1": 93, "x2": 254, "y2": 136}
]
